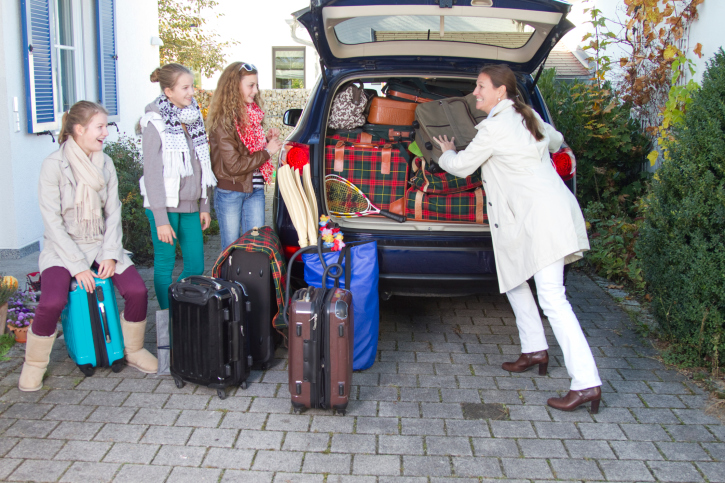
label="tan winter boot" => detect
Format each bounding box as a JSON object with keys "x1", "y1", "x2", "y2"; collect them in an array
[
  {"x1": 18, "y1": 327, "x2": 57, "y2": 392},
  {"x1": 120, "y1": 313, "x2": 158, "y2": 374}
]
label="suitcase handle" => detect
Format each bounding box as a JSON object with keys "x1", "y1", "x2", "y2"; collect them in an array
[
  {"x1": 182, "y1": 275, "x2": 223, "y2": 290},
  {"x1": 171, "y1": 284, "x2": 213, "y2": 305}
]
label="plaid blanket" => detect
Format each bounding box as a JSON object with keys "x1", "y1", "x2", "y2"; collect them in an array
[
  {"x1": 406, "y1": 188, "x2": 488, "y2": 224},
  {"x1": 324, "y1": 138, "x2": 409, "y2": 211},
  {"x1": 409, "y1": 157, "x2": 483, "y2": 194},
  {"x1": 212, "y1": 226, "x2": 288, "y2": 329}
]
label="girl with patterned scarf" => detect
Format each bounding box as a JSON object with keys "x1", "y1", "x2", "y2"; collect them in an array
[
  {"x1": 139, "y1": 63, "x2": 217, "y2": 310},
  {"x1": 19, "y1": 101, "x2": 155, "y2": 392},
  {"x1": 206, "y1": 62, "x2": 282, "y2": 250}
]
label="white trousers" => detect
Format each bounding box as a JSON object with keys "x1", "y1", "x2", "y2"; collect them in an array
[{"x1": 505, "y1": 258, "x2": 602, "y2": 391}]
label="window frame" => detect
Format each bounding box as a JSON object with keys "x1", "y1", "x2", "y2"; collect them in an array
[
  {"x1": 52, "y1": 0, "x2": 86, "y2": 118},
  {"x1": 272, "y1": 46, "x2": 306, "y2": 89}
]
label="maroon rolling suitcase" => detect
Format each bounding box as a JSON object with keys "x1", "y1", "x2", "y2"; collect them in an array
[{"x1": 284, "y1": 245, "x2": 353, "y2": 415}]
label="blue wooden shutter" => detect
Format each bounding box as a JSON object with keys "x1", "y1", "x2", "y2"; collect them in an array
[
  {"x1": 96, "y1": 0, "x2": 119, "y2": 119},
  {"x1": 20, "y1": 0, "x2": 58, "y2": 133}
]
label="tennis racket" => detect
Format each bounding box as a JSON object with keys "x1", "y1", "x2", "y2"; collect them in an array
[{"x1": 325, "y1": 174, "x2": 406, "y2": 223}]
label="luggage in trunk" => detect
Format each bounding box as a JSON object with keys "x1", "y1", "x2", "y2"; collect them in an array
[
  {"x1": 405, "y1": 187, "x2": 488, "y2": 224},
  {"x1": 383, "y1": 78, "x2": 468, "y2": 103},
  {"x1": 324, "y1": 138, "x2": 410, "y2": 213},
  {"x1": 168, "y1": 276, "x2": 252, "y2": 399},
  {"x1": 413, "y1": 94, "x2": 488, "y2": 163},
  {"x1": 61, "y1": 277, "x2": 125, "y2": 376},
  {"x1": 409, "y1": 157, "x2": 482, "y2": 195},
  {"x1": 285, "y1": 246, "x2": 353, "y2": 415},
  {"x1": 367, "y1": 97, "x2": 417, "y2": 125}
]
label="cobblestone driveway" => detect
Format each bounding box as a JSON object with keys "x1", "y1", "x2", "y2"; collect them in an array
[{"x1": 0, "y1": 234, "x2": 723, "y2": 481}]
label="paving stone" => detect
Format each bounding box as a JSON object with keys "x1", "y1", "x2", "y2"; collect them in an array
[
  {"x1": 283, "y1": 431, "x2": 329, "y2": 452},
  {"x1": 1, "y1": 402, "x2": 54, "y2": 420},
  {"x1": 632, "y1": 408, "x2": 681, "y2": 424},
  {"x1": 152, "y1": 444, "x2": 206, "y2": 467},
  {"x1": 380, "y1": 374, "x2": 417, "y2": 388},
  {"x1": 352, "y1": 454, "x2": 400, "y2": 476},
  {"x1": 81, "y1": 390, "x2": 130, "y2": 407},
  {"x1": 402, "y1": 456, "x2": 451, "y2": 477},
  {"x1": 479, "y1": 389, "x2": 523, "y2": 405},
  {"x1": 141, "y1": 425, "x2": 192, "y2": 445},
  {"x1": 4, "y1": 418, "x2": 59, "y2": 437},
  {"x1": 501, "y1": 458, "x2": 553, "y2": 479},
  {"x1": 87, "y1": 406, "x2": 136, "y2": 424},
  {"x1": 490, "y1": 420, "x2": 536, "y2": 438},
  {"x1": 641, "y1": 394, "x2": 688, "y2": 408},
  {"x1": 331, "y1": 433, "x2": 376, "y2": 454},
  {"x1": 310, "y1": 415, "x2": 355, "y2": 433},
  {"x1": 40, "y1": 389, "x2": 89, "y2": 405},
  {"x1": 303, "y1": 453, "x2": 352, "y2": 474},
  {"x1": 599, "y1": 460, "x2": 655, "y2": 481},
  {"x1": 274, "y1": 473, "x2": 325, "y2": 483},
  {"x1": 252, "y1": 449, "x2": 303, "y2": 472},
  {"x1": 75, "y1": 378, "x2": 121, "y2": 392},
  {"x1": 508, "y1": 405, "x2": 551, "y2": 421},
  {"x1": 564, "y1": 439, "x2": 617, "y2": 459},
  {"x1": 58, "y1": 461, "x2": 119, "y2": 483},
  {"x1": 234, "y1": 429, "x2": 284, "y2": 450},
  {"x1": 610, "y1": 440, "x2": 664, "y2": 460},
  {"x1": 248, "y1": 397, "x2": 293, "y2": 413},
  {"x1": 122, "y1": 393, "x2": 170, "y2": 409},
  {"x1": 220, "y1": 412, "x2": 267, "y2": 430},
  {"x1": 648, "y1": 461, "x2": 704, "y2": 482},
  {"x1": 426, "y1": 436, "x2": 472, "y2": 456},
  {"x1": 94, "y1": 423, "x2": 148, "y2": 443},
  {"x1": 379, "y1": 435, "x2": 424, "y2": 455},
  {"x1": 202, "y1": 448, "x2": 255, "y2": 469},
  {"x1": 379, "y1": 402, "x2": 420, "y2": 418},
  {"x1": 220, "y1": 469, "x2": 273, "y2": 482},
  {"x1": 592, "y1": 407, "x2": 637, "y2": 423},
  {"x1": 549, "y1": 458, "x2": 602, "y2": 480},
  {"x1": 665, "y1": 424, "x2": 718, "y2": 442},
  {"x1": 619, "y1": 423, "x2": 672, "y2": 441},
  {"x1": 166, "y1": 466, "x2": 222, "y2": 483},
  {"x1": 452, "y1": 457, "x2": 502, "y2": 477},
  {"x1": 102, "y1": 442, "x2": 160, "y2": 463},
  {"x1": 114, "y1": 378, "x2": 161, "y2": 393},
  {"x1": 421, "y1": 402, "x2": 463, "y2": 419},
  {"x1": 400, "y1": 417, "x2": 445, "y2": 436},
  {"x1": 130, "y1": 407, "x2": 180, "y2": 426},
  {"x1": 0, "y1": 436, "x2": 19, "y2": 457},
  {"x1": 657, "y1": 441, "x2": 711, "y2": 461},
  {"x1": 113, "y1": 463, "x2": 171, "y2": 483},
  {"x1": 697, "y1": 462, "x2": 725, "y2": 482},
  {"x1": 42, "y1": 404, "x2": 94, "y2": 422},
  {"x1": 673, "y1": 409, "x2": 722, "y2": 425},
  {"x1": 187, "y1": 427, "x2": 238, "y2": 447},
  {"x1": 356, "y1": 416, "x2": 400, "y2": 435},
  {"x1": 1, "y1": 388, "x2": 50, "y2": 403},
  {"x1": 444, "y1": 419, "x2": 490, "y2": 437},
  {"x1": 472, "y1": 438, "x2": 519, "y2": 457},
  {"x1": 518, "y1": 438, "x2": 568, "y2": 458},
  {"x1": 0, "y1": 458, "x2": 22, "y2": 480},
  {"x1": 8, "y1": 438, "x2": 64, "y2": 459},
  {"x1": 578, "y1": 422, "x2": 627, "y2": 440},
  {"x1": 7, "y1": 460, "x2": 71, "y2": 482}
]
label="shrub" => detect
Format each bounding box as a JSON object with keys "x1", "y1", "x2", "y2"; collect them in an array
[
  {"x1": 637, "y1": 49, "x2": 725, "y2": 368},
  {"x1": 104, "y1": 136, "x2": 154, "y2": 265}
]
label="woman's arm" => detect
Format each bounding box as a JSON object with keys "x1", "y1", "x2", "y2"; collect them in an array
[
  {"x1": 209, "y1": 126, "x2": 271, "y2": 177},
  {"x1": 437, "y1": 125, "x2": 495, "y2": 178},
  {"x1": 142, "y1": 123, "x2": 170, "y2": 227},
  {"x1": 37, "y1": 158, "x2": 90, "y2": 277}
]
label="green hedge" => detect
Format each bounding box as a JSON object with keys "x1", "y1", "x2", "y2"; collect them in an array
[{"x1": 637, "y1": 49, "x2": 725, "y2": 368}]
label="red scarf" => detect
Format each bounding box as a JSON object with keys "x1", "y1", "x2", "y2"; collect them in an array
[{"x1": 235, "y1": 103, "x2": 274, "y2": 184}]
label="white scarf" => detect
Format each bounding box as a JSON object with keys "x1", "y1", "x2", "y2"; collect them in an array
[{"x1": 63, "y1": 137, "x2": 106, "y2": 239}]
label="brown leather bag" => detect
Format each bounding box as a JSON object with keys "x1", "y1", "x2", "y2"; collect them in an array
[{"x1": 367, "y1": 97, "x2": 417, "y2": 125}]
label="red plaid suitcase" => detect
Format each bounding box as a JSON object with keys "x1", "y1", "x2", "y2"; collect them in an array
[
  {"x1": 409, "y1": 157, "x2": 482, "y2": 195},
  {"x1": 324, "y1": 138, "x2": 410, "y2": 212},
  {"x1": 405, "y1": 188, "x2": 488, "y2": 224}
]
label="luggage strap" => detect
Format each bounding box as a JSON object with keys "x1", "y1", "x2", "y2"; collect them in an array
[
  {"x1": 414, "y1": 190, "x2": 424, "y2": 220},
  {"x1": 475, "y1": 188, "x2": 484, "y2": 224},
  {"x1": 334, "y1": 141, "x2": 402, "y2": 175},
  {"x1": 386, "y1": 89, "x2": 434, "y2": 103}
]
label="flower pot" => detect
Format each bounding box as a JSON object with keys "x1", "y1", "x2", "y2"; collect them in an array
[
  {"x1": 0, "y1": 303, "x2": 7, "y2": 335},
  {"x1": 10, "y1": 325, "x2": 29, "y2": 343}
]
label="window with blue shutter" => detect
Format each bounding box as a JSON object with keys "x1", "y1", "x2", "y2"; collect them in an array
[
  {"x1": 21, "y1": 0, "x2": 58, "y2": 133},
  {"x1": 96, "y1": 0, "x2": 119, "y2": 120}
]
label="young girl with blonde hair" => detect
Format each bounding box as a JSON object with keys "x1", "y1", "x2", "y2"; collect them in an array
[
  {"x1": 20, "y1": 101, "x2": 155, "y2": 392},
  {"x1": 206, "y1": 62, "x2": 282, "y2": 249}
]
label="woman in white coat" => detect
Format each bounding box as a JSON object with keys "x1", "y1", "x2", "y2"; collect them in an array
[{"x1": 435, "y1": 64, "x2": 602, "y2": 413}]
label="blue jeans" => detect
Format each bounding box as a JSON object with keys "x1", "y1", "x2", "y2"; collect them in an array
[{"x1": 215, "y1": 187, "x2": 265, "y2": 250}]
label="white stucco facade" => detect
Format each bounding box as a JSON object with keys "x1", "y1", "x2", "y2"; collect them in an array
[{"x1": 0, "y1": 0, "x2": 160, "y2": 257}]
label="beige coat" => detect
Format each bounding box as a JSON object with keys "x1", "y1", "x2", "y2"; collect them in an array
[
  {"x1": 38, "y1": 147, "x2": 133, "y2": 276},
  {"x1": 439, "y1": 99, "x2": 589, "y2": 293}
]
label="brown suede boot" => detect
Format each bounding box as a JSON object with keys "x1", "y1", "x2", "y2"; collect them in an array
[
  {"x1": 547, "y1": 386, "x2": 601, "y2": 414},
  {"x1": 501, "y1": 350, "x2": 549, "y2": 375},
  {"x1": 18, "y1": 327, "x2": 57, "y2": 392},
  {"x1": 120, "y1": 313, "x2": 158, "y2": 374}
]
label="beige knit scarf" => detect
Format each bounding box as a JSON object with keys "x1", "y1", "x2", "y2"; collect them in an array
[{"x1": 63, "y1": 137, "x2": 106, "y2": 240}]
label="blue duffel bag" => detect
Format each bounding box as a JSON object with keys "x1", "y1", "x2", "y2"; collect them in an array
[{"x1": 303, "y1": 241, "x2": 379, "y2": 371}]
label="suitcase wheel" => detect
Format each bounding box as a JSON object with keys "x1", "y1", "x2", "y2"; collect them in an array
[
  {"x1": 240, "y1": 381, "x2": 248, "y2": 390},
  {"x1": 261, "y1": 362, "x2": 268, "y2": 371},
  {"x1": 294, "y1": 408, "x2": 302, "y2": 415},
  {"x1": 78, "y1": 364, "x2": 95, "y2": 377},
  {"x1": 217, "y1": 388, "x2": 227, "y2": 400},
  {"x1": 173, "y1": 377, "x2": 185, "y2": 389},
  {"x1": 110, "y1": 359, "x2": 125, "y2": 373},
  {"x1": 336, "y1": 409, "x2": 346, "y2": 416}
]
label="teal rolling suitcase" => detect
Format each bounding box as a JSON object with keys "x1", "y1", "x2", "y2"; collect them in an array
[{"x1": 60, "y1": 277, "x2": 125, "y2": 376}]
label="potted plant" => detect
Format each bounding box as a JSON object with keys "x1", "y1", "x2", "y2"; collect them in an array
[
  {"x1": 6, "y1": 290, "x2": 35, "y2": 343},
  {"x1": 0, "y1": 275, "x2": 19, "y2": 335}
]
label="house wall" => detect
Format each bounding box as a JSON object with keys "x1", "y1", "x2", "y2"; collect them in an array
[
  {"x1": 201, "y1": 0, "x2": 318, "y2": 91},
  {"x1": 0, "y1": 0, "x2": 160, "y2": 258}
]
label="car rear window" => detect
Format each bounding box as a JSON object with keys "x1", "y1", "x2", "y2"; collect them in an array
[{"x1": 333, "y1": 15, "x2": 535, "y2": 49}]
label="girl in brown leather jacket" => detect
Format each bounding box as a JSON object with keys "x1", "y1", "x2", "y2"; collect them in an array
[{"x1": 206, "y1": 62, "x2": 282, "y2": 249}]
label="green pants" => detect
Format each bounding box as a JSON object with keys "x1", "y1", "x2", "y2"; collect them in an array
[{"x1": 146, "y1": 210, "x2": 205, "y2": 309}]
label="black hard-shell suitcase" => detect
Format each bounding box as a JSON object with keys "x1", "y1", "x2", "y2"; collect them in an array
[
  {"x1": 218, "y1": 251, "x2": 277, "y2": 369},
  {"x1": 168, "y1": 276, "x2": 252, "y2": 399},
  {"x1": 285, "y1": 245, "x2": 354, "y2": 415}
]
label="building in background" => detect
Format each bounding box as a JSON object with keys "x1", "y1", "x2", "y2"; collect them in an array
[{"x1": 0, "y1": 0, "x2": 161, "y2": 258}]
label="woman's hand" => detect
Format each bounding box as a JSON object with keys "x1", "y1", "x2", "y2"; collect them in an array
[
  {"x1": 433, "y1": 135, "x2": 456, "y2": 153},
  {"x1": 157, "y1": 224, "x2": 176, "y2": 245},
  {"x1": 266, "y1": 138, "x2": 283, "y2": 156},
  {"x1": 200, "y1": 212, "x2": 211, "y2": 231},
  {"x1": 266, "y1": 128, "x2": 280, "y2": 141},
  {"x1": 76, "y1": 270, "x2": 96, "y2": 293},
  {"x1": 97, "y1": 259, "x2": 116, "y2": 279}
]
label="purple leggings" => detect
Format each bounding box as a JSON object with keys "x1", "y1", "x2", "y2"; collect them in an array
[{"x1": 33, "y1": 266, "x2": 148, "y2": 337}]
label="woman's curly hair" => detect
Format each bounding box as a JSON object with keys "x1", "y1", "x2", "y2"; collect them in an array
[{"x1": 205, "y1": 62, "x2": 263, "y2": 135}]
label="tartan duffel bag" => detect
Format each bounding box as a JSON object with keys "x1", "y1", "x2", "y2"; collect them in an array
[
  {"x1": 324, "y1": 138, "x2": 410, "y2": 212},
  {"x1": 409, "y1": 157, "x2": 482, "y2": 195},
  {"x1": 405, "y1": 187, "x2": 488, "y2": 224}
]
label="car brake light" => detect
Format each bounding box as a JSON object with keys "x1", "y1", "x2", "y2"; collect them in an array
[
  {"x1": 552, "y1": 147, "x2": 576, "y2": 181},
  {"x1": 281, "y1": 142, "x2": 310, "y2": 171}
]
